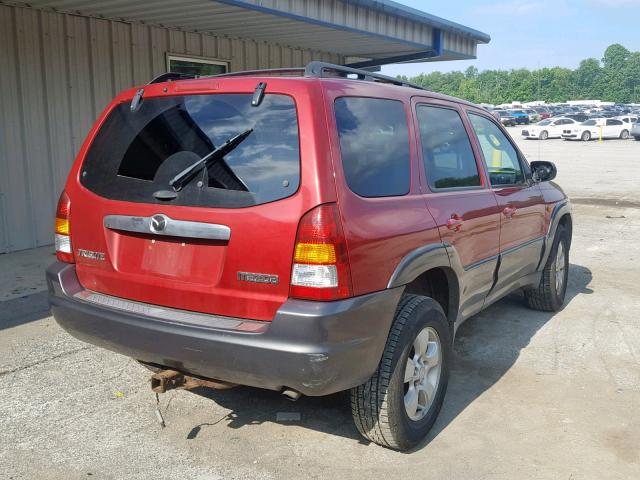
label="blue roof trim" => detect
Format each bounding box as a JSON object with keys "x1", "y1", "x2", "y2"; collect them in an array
[
  {"x1": 215, "y1": 0, "x2": 437, "y2": 53},
  {"x1": 343, "y1": 0, "x2": 491, "y2": 43}
]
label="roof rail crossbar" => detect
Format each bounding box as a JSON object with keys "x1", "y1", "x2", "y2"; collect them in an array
[
  {"x1": 304, "y1": 61, "x2": 426, "y2": 91},
  {"x1": 148, "y1": 72, "x2": 198, "y2": 84},
  {"x1": 146, "y1": 63, "x2": 426, "y2": 92},
  {"x1": 213, "y1": 67, "x2": 305, "y2": 78}
]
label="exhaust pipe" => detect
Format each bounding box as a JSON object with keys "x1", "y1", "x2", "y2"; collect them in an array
[
  {"x1": 281, "y1": 388, "x2": 301, "y2": 401},
  {"x1": 151, "y1": 369, "x2": 236, "y2": 393}
]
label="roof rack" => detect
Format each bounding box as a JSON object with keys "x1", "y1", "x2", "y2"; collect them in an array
[
  {"x1": 147, "y1": 61, "x2": 426, "y2": 92},
  {"x1": 213, "y1": 67, "x2": 305, "y2": 78},
  {"x1": 148, "y1": 72, "x2": 198, "y2": 84},
  {"x1": 303, "y1": 61, "x2": 426, "y2": 91}
]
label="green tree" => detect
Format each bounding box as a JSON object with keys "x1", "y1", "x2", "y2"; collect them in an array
[
  {"x1": 402, "y1": 44, "x2": 640, "y2": 105},
  {"x1": 602, "y1": 44, "x2": 630, "y2": 70}
]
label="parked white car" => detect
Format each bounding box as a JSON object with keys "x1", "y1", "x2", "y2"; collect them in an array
[
  {"x1": 521, "y1": 117, "x2": 580, "y2": 140},
  {"x1": 617, "y1": 115, "x2": 639, "y2": 126},
  {"x1": 561, "y1": 118, "x2": 631, "y2": 141}
]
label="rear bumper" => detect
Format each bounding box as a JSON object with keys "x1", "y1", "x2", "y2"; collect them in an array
[{"x1": 47, "y1": 262, "x2": 403, "y2": 396}]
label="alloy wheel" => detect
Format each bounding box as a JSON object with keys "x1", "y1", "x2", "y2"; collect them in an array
[
  {"x1": 555, "y1": 242, "x2": 566, "y2": 293},
  {"x1": 403, "y1": 327, "x2": 442, "y2": 421}
]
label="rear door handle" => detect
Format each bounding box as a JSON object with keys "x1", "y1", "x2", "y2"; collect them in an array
[
  {"x1": 503, "y1": 206, "x2": 517, "y2": 218},
  {"x1": 446, "y1": 214, "x2": 463, "y2": 232}
]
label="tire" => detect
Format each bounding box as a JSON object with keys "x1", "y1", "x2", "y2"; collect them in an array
[
  {"x1": 634, "y1": 136, "x2": 640, "y2": 141},
  {"x1": 581, "y1": 131, "x2": 591, "y2": 141},
  {"x1": 350, "y1": 295, "x2": 451, "y2": 451},
  {"x1": 525, "y1": 225, "x2": 570, "y2": 312},
  {"x1": 620, "y1": 129, "x2": 629, "y2": 139},
  {"x1": 539, "y1": 130, "x2": 549, "y2": 140}
]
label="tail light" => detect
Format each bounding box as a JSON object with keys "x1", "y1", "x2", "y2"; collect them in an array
[
  {"x1": 290, "y1": 204, "x2": 352, "y2": 301},
  {"x1": 54, "y1": 191, "x2": 74, "y2": 263}
]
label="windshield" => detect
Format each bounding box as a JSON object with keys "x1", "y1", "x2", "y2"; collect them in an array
[
  {"x1": 80, "y1": 94, "x2": 300, "y2": 208},
  {"x1": 581, "y1": 120, "x2": 597, "y2": 125},
  {"x1": 537, "y1": 120, "x2": 552, "y2": 126}
]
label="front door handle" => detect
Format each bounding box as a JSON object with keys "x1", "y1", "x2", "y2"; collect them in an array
[
  {"x1": 503, "y1": 206, "x2": 517, "y2": 218},
  {"x1": 446, "y1": 214, "x2": 464, "y2": 232}
]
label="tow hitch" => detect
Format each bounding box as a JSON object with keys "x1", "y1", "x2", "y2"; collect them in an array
[
  {"x1": 150, "y1": 369, "x2": 236, "y2": 393},
  {"x1": 150, "y1": 369, "x2": 237, "y2": 428}
]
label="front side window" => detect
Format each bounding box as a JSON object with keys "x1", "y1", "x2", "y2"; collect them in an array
[
  {"x1": 468, "y1": 113, "x2": 525, "y2": 187},
  {"x1": 416, "y1": 105, "x2": 481, "y2": 190},
  {"x1": 334, "y1": 97, "x2": 410, "y2": 197},
  {"x1": 81, "y1": 94, "x2": 300, "y2": 208}
]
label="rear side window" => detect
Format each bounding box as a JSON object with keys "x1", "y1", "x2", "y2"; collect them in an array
[
  {"x1": 416, "y1": 105, "x2": 481, "y2": 190},
  {"x1": 468, "y1": 113, "x2": 525, "y2": 186},
  {"x1": 81, "y1": 94, "x2": 300, "y2": 208},
  {"x1": 334, "y1": 97, "x2": 410, "y2": 197}
]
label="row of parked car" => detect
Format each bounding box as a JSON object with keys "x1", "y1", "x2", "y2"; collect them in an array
[
  {"x1": 518, "y1": 115, "x2": 639, "y2": 141},
  {"x1": 491, "y1": 104, "x2": 640, "y2": 127}
]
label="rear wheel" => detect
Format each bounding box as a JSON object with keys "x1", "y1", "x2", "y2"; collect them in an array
[
  {"x1": 581, "y1": 131, "x2": 591, "y2": 141},
  {"x1": 540, "y1": 130, "x2": 549, "y2": 140},
  {"x1": 525, "y1": 225, "x2": 569, "y2": 312},
  {"x1": 350, "y1": 295, "x2": 451, "y2": 451},
  {"x1": 620, "y1": 129, "x2": 629, "y2": 139}
]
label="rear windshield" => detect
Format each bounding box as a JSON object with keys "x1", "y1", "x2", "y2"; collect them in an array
[{"x1": 80, "y1": 94, "x2": 300, "y2": 208}]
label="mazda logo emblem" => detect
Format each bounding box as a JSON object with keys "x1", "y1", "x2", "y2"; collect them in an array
[{"x1": 150, "y1": 214, "x2": 167, "y2": 233}]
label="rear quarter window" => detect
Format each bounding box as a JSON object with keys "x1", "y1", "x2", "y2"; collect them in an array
[{"x1": 334, "y1": 97, "x2": 410, "y2": 197}]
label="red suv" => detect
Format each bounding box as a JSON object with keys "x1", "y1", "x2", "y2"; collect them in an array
[{"x1": 48, "y1": 62, "x2": 572, "y2": 450}]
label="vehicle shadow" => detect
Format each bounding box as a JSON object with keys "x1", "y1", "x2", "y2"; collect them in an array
[
  {"x1": 0, "y1": 291, "x2": 50, "y2": 331},
  {"x1": 188, "y1": 263, "x2": 593, "y2": 449}
]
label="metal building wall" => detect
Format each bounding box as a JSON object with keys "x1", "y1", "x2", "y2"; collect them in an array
[
  {"x1": 240, "y1": 0, "x2": 479, "y2": 58},
  {"x1": 0, "y1": 4, "x2": 342, "y2": 253}
]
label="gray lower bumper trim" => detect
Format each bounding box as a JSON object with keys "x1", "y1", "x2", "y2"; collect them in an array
[{"x1": 47, "y1": 262, "x2": 403, "y2": 396}]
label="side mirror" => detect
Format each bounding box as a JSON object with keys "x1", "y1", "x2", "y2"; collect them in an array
[{"x1": 530, "y1": 161, "x2": 557, "y2": 183}]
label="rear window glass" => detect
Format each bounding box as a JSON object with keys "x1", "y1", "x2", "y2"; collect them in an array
[
  {"x1": 80, "y1": 94, "x2": 300, "y2": 208},
  {"x1": 334, "y1": 97, "x2": 410, "y2": 197}
]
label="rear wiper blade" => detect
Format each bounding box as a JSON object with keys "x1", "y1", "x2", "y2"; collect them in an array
[{"x1": 169, "y1": 128, "x2": 253, "y2": 192}]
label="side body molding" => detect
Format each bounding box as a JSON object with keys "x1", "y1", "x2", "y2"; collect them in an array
[
  {"x1": 387, "y1": 243, "x2": 460, "y2": 288},
  {"x1": 537, "y1": 200, "x2": 572, "y2": 269}
]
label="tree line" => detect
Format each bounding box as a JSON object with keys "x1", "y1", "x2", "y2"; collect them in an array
[{"x1": 400, "y1": 44, "x2": 640, "y2": 105}]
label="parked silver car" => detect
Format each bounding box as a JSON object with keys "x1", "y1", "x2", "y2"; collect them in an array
[
  {"x1": 524, "y1": 108, "x2": 541, "y2": 123},
  {"x1": 631, "y1": 121, "x2": 640, "y2": 141}
]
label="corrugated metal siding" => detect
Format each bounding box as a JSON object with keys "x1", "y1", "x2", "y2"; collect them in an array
[
  {"x1": 6, "y1": 0, "x2": 484, "y2": 59},
  {"x1": 0, "y1": 4, "x2": 342, "y2": 252}
]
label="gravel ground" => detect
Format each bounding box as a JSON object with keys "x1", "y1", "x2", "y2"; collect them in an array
[{"x1": 1, "y1": 134, "x2": 639, "y2": 480}]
